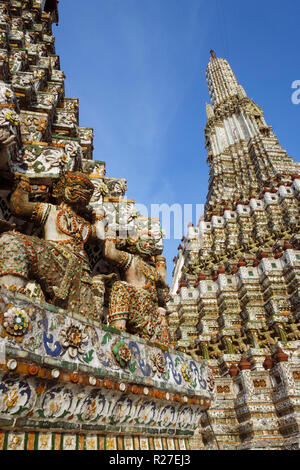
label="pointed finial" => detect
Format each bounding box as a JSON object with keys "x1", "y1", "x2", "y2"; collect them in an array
[{"x1": 210, "y1": 50, "x2": 217, "y2": 59}]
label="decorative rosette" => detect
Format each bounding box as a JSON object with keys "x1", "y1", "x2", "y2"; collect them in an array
[
  {"x1": 181, "y1": 363, "x2": 192, "y2": 383},
  {"x1": 112, "y1": 339, "x2": 131, "y2": 368},
  {"x1": 3, "y1": 306, "x2": 29, "y2": 336},
  {"x1": 152, "y1": 352, "x2": 166, "y2": 376},
  {"x1": 60, "y1": 323, "x2": 88, "y2": 359}
]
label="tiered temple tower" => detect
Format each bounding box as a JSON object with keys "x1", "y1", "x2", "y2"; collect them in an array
[
  {"x1": 170, "y1": 51, "x2": 300, "y2": 450},
  {"x1": 0, "y1": 1, "x2": 212, "y2": 451}
]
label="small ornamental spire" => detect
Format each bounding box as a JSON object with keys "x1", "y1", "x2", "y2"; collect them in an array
[
  {"x1": 206, "y1": 102, "x2": 214, "y2": 120},
  {"x1": 210, "y1": 50, "x2": 217, "y2": 60},
  {"x1": 237, "y1": 84, "x2": 247, "y2": 99}
]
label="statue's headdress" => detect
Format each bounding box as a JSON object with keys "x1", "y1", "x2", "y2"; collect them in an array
[
  {"x1": 53, "y1": 154, "x2": 94, "y2": 200},
  {"x1": 117, "y1": 230, "x2": 163, "y2": 259}
]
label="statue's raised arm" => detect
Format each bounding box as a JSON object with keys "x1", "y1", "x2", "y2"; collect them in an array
[{"x1": 10, "y1": 175, "x2": 38, "y2": 220}]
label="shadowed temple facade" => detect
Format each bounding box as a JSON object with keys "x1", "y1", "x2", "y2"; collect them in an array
[
  {"x1": 0, "y1": 0, "x2": 298, "y2": 452},
  {"x1": 0, "y1": 0, "x2": 212, "y2": 451}
]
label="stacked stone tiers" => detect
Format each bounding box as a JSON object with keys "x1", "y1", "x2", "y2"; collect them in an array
[
  {"x1": 0, "y1": 0, "x2": 94, "y2": 179},
  {"x1": 0, "y1": 0, "x2": 163, "y2": 283},
  {"x1": 200, "y1": 347, "x2": 300, "y2": 450},
  {"x1": 0, "y1": 289, "x2": 212, "y2": 444},
  {"x1": 171, "y1": 177, "x2": 300, "y2": 352},
  {"x1": 170, "y1": 53, "x2": 300, "y2": 449}
]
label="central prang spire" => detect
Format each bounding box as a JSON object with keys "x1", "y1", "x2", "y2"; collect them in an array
[
  {"x1": 203, "y1": 51, "x2": 300, "y2": 215},
  {"x1": 206, "y1": 51, "x2": 240, "y2": 106}
]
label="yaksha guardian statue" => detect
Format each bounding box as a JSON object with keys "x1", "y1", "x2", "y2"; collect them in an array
[
  {"x1": 104, "y1": 231, "x2": 171, "y2": 347},
  {"x1": 0, "y1": 172, "x2": 106, "y2": 321}
]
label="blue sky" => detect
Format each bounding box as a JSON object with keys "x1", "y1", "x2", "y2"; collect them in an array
[{"x1": 55, "y1": 0, "x2": 300, "y2": 284}]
